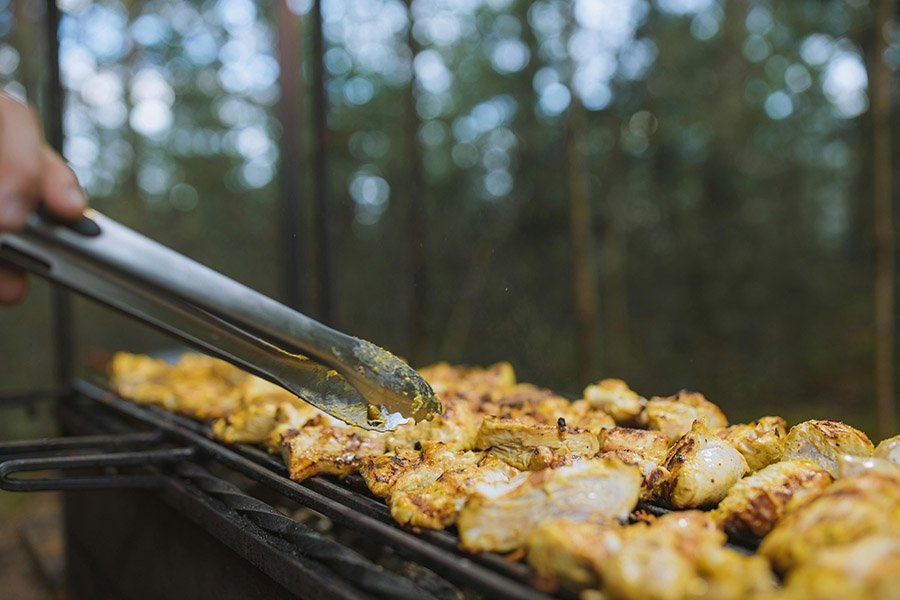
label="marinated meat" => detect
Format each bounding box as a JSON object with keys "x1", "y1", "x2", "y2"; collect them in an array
[
  {"x1": 525, "y1": 517, "x2": 623, "y2": 588},
  {"x1": 639, "y1": 391, "x2": 728, "y2": 443},
  {"x1": 598, "y1": 427, "x2": 669, "y2": 463},
  {"x1": 712, "y1": 460, "x2": 832, "y2": 538},
  {"x1": 390, "y1": 454, "x2": 522, "y2": 529},
  {"x1": 457, "y1": 456, "x2": 642, "y2": 553},
  {"x1": 715, "y1": 416, "x2": 787, "y2": 472},
  {"x1": 582, "y1": 378, "x2": 645, "y2": 425},
  {"x1": 759, "y1": 470, "x2": 900, "y2": 572},
  {"x1": 874, "y1": 433, "x2": 900, "y2": 465},
  {"x1": 473, "y1": 416, "x2": 599, "y2": 470},
  {"x1": 655, "y1": 421, "x2": 748, "y2": 508},
  {"x1": 782, "y1": 420, "x2": 874, "y2": 477},
  {"x1": 596, "y1": 512, "x2": 775, "y2": 600},
  {"x1": 281, "y1": 420, "x2": 386, "y2": 481},
  {"x1": 777, "y1": 535, "x2": 900, "y2": 600}
]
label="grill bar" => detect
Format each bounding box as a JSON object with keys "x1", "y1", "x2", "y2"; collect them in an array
[{"x1": 73, "y1": 380, "x2": 552, "y2": 600}]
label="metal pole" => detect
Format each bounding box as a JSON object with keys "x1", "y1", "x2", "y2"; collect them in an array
[
  {"x1": 276, "y1": 0, "x2": 307, "y2": 311},
  {"x1": 44, "y1": 0, "x2": 75, "y2": 385}
]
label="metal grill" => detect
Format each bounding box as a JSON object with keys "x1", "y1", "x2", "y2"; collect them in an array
[{"x1": 0, "y1": 382, "x2": 761, "y2": 599}]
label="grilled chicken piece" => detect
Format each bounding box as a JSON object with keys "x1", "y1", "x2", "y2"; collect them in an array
[
  {"x1": 212, "y1": 402, "x2": 280, "y2": 445},
  {"x1": 782, "y1": 419, "x2": 874, "y2": 477},
  {"x1": 597, "y1": 427, "x2": 670, "y2": 497},
  {"x1": 715, "y1": 416, "x2": 787, "y2": 472},
  {"x1": 525, "y1": 517, "x2": 623, "y2": 588},
  {"x1": 385, "y1": 399, "x2": 481, "y2": 452},
  {"x1": 360, "y1": 444, "x2": 460, "y2": 499},
  {"x1": 390, "y1": 454, "x2": 522, "y2": 529},
  {"x1": 777, "y1": 535, "x2": 900, "y2": 600},
  {"x1": 474, "y1": 416, "x2": 599, "y2": 470},
  {"x1": 458, "y1": 456, "x2": 642, "y2": 553},
  {"x1": 597, "y1": 511, "x2": 775, "y2": 600},
  {"x1": 110, "y1": 352, "x2": 247, "y2": 418},
  {"x1": 836, "y1": 453, "x2": 900, "y2": 479},
  {"x1": 639, "y1": 391, "x2": 728, "y2": 443},
  {"x1": 599, "y1": 427, "x2": 669, "y2": 462},
  {"x1": 655, "y1": 421, "x2": 748, "y2": 508},
  {"x1": 418, "y1": 361, "x2": 516, "y2": 399},
  {"x1": 759, "y1": 470, "x2": 900, "y2": 572},
  {"x1": 712, "y1": 460, "x2": 832, "y2": 538},
  {"x1": 583, "y1": 378, "x2": 645, "y2": 425},
  {"x1": 874, "y1": 433, "x2": 900, "y2": 465},
  {"x1": 281, "y1": 420, "x2": 386, "y2": 481}
]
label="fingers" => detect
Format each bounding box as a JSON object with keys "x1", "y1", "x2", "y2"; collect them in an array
[
  {"x1": 0, "y1": 95, "x2": 43, "y2": 230},
  {"x1": 0, "y1": 260, "x2": 28, "y2": 304},
  {"x1": 41, "y1": 146, "x2": 85, "y2": 220}
]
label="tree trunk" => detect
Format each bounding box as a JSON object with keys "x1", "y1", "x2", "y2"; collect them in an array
[
  {"x1": 872, "y1": 0, "x2": 896, "y2": 437},
  {"x1": 402, "y1": 0, "x2": 429, "y2": 366},
  {"x1": 276, "y1": 0, "x2": 307, "y2": 312},
  {"x1": 310, "y1": 0, "x2": 336, "y2": 326},
  {"x1": 566, "y1": 96, "x2": 600, "y2": 386}
]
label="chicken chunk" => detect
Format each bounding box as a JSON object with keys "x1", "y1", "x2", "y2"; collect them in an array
[
  {"x1": 715, "y1": 416, "x2": 787, "y2": 472},
  {"x1": 599, "y1": 427, "x2": 669, "y2": 463},
  {"x1": 211, "y1": 402, "x2": 280, "y2": 445},
  {"x1": 655, "y1": 421, "x2": 748, "y2": 508},
  {"x1": 385, "y1": 399, "x2": 481, "y2": 452},
  {"x1": 525, "y1": 518, "x2": 623, "y2": 588},
  {"x1": 782, "y1": 419, "x2": 874, "y2": 477},
  {"x1": 712, "y1": 460, "x2": 832, "y2": 538},
  {"x1": 597, "y1": 511, "x2": 775, "y2": 600},
  {"x1": 639, "y1": 391, "x2": 728, "y2": 443},
  {"x1": 417, "y1": 361, "x2": 516, "y2": 399},
  {"x1": 390, "y1": 454, "x2": 523, "y2": 529},
  {"x1": 874, "y1": 433, "x2": 900, "y2": 465},
  {"x1": 474, "y1": 416, "x2": 599, "y2": 470},
  {"x1": 836, "y1": 453, "x2": 900, "y2": 479},
  {"x1": 359, "y1": 444, "x2": 462, "y2": 499},
  {"x1": 457, "y1": 456, "x2": 642, "y2": 553},
  {"x1": 281, "y1": 421, "x2": 386, "y2": 481},
  {"x1": 582, "y1": 378, "x2": 645, "y2": 425},
  {"x1": 777, "y1": 535, "x2": 900, "y2": 600},
  {"x1": 110, "y1": 352, "x2": 247, "y2": 418},
  {"x1": 759, "y1": 470, "x2": 900, "y2": 572}
]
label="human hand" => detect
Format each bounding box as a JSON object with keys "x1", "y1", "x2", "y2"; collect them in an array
[{"x1": 0, "y1": 94, "x2": 85, "y2": 304}]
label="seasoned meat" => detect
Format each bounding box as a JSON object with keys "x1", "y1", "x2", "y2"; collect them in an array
[
  {"x1": 458, "y1": 456, "x2": 642, "y2": 553},
  {"x1": 525, "y1": 518, "x2": 623, "y2": 588},
  {"x1": 782, "y1": 419, "x2": 874, "y2": 477},
  {"x1": 777, "y1": 535, "x2": 900, "y2": 600},
  {"x1": 281, "y1": 421, "x2": 386, "y2": 481},
  {"x1": 655, "y1": 421, "x2": 748, "y2": 508},
  {"x1": 390, "y1": 454, "x2": 522, "y2": 529},
  {"x1": 418, "y1": 361, "x2": 516, "y2": 399},
  {"x1": 110, "y1": 352, "x2": 246, "y2": 418},
  {"x1": 385, "y1": 399, "x2": 481, "y2": 452},
  {"x1": 598, "y1": 427, "x2": 669, "y2": 463},
  {"x1": 211, "y1": 402, "x2": 279, "y2": 445},
  {"x1": 474, "y1": 416, "x2": 599, "y2": 470},
  {"x1": 712, "y1": 460, "x2": 832, "y2": 538},
  {"x1": 639, "y1": 391, "x2": 728, "y2": 443},
  {"x1": 836, "y1": 453, "x2": 900, "y2": 478},
  {"x1": 360, "y1": 443, "x2": 480, "y2": 500},
  {"x1": 597, "y1": 511, "x2": 775, "y2": 600},
  {"x1": 759, "y1": 470, "x2": 900, "y2": 572},
  {"x1": 874, "y1": 433, "x2": 900, "y2": 465},
  {"x1": 582, "y1": 378, "x2": 645, "y2": 425},
  {"x1": 715, "y1": 416, "x2": 787, "y2": 472}
]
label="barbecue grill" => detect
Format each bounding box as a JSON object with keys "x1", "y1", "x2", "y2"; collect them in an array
[{"x1": 0, "y1": 376, "x2": 764, "y2": 599}]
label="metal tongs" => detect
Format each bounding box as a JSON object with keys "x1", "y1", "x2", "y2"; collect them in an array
[{"x1": 0, "y1": 209, "x2": 441, "y2": 431}]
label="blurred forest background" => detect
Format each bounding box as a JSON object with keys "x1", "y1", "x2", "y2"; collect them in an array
[{"x1": 0, "y1": 0, "x2": 898, "y2": 437}]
